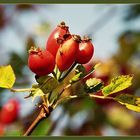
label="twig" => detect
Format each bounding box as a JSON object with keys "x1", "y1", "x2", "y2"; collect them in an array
[
  {"x1": 88, "y1": 94, "x2": 114, "y2": 100},
  {"x1": 10, "y1": 88, "x2": 32, "y2": 93},
  {"x1": 23, "y1": 107, "x2": 46, "y2": 136},
  {"x1": 56, "y1": 94, "x2": 114, "y2": 107}
]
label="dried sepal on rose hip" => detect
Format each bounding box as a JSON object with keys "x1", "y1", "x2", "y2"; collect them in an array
[
  {"x1": 28, "y1": 46, "x2": 55, "y2": 76},
  {"x1": 56, "y1": 34, "x2": 81, "y2": 72},
  {"x1": 76, "y1": 36, "x2": 94, "y2": 64},
  {"x1": 46, "y1": 21, "x2": 71, "y2": 58}
]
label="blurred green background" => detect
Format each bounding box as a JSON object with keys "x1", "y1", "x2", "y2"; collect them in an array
[{"x1": 0, "y1": 4, "x2": 140, "y2": 136}]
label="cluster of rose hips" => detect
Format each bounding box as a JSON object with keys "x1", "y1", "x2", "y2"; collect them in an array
[
  {"x1": 0, "y1": 99, "x2": 19, "y2": 135},
  {"x1": 28, "y1": 21, "x2": 94, "y2": 76}
]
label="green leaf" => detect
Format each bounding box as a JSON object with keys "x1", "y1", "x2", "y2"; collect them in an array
[
  {"x1": 69, "y1": 72, "x2": 83, "y2": 84},
  {"x1": 36, "y1": 75, "x2": 58, "y2": 93},
  {"x1": 70, "y1": 65, "x2": 86, "y2": 84},
  {"x1": 115, "y1": 94, "x2": 140, "y2": 112},
  {"x1": 75, "y1": 64, "x2": 86, "y2": 75},
  {"x1": 48, "y1": 83, "x2": 65, "y2": 105},
  {"x1": 84, "y1": 78, "x2": 104, "y2": 93},
  {"x1": 124, "y1": 104, "x2": 140, "y2": 112},
  {"x1": 69, "y1": 63, "x2": 101, "y2": 84},
  {"x1": 102, "y1": 75, "x2": 133, "y2": 96},
  {"x1": 35, "y1": 75, "x2": 48, "y2": 84},
  {"x1": 115, "y1": 94, "x2": 136, "y2": 105},
  {"x1": 30, "y1": 76, "x2": 58, "y2": 102},
  {"x1": 0, "y1": 65, "x2": 16, "y2": 88},
  {"x1": 39, "y1": 76, "x2": 58, "y2": 94},
  {"x1": 69, "y1": 65, "x2": 86, "y2": 84}
]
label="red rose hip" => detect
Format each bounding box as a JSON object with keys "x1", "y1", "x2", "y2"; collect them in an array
[
  {"x1": 76, "y1": 36, "x2": 94, "y2": 64},
  {"x1": 28, "y1": 47, "x2": 55, "y2": 76},
  {"x1": 56, "y1": 35, "x2": 81, "y2": 72},
  {"x1": 46, "y1": 21, "x2": 70, "y2": 57}
]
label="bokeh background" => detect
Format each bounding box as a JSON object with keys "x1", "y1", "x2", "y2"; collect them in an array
[{"x1": 0, "y1": 4, "x2": 140, "y2": 136}]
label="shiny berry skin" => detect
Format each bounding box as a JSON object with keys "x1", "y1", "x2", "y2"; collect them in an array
[
  {"x1": 76, "y1": 36, "x2": 94, "y2": 64},
  {"x1": 28, "y1": 47, "x2": 55, "y2": 76},
  {"x1": 56, "y1": 35, "x2": 81, "y2": 72},
  {"x1": 0, "y1": 99, "x2": 19, "y2": 124},
  {"x1": 46, "y1": 21, "x2": 70, "y2": 57}
]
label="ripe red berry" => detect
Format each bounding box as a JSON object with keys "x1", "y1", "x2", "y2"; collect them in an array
[
  {"x1": 46, "y1": 21, "x2": 70, "y2": 57},
  {"x1": 56, "y1": 35, "x2": 81, "y2": 72},
  {"x1": 28, "y1": 47, "x2": 55, "y2": 76},
  {"x1": 76, "y1": 36, "x2": 94, "y2": 64},
  {"x1": 0, "y1": 99, "x2": 19, "y2": 124}
]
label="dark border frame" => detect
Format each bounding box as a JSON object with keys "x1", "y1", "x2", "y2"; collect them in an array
[{"x1": 0, "y1": 0, "x2": 140, "y2": 4}]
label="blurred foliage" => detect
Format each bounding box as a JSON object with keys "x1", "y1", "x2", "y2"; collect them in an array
[
  {"x1": 113, "y1": 30, "x2": 140, "y2": 91},
  {"x1": 30, "y1": 117, "x2": 52, "y2": 136},
  {"x1": 0, "y1": 6, "x2": 6, "y2": 29},
  {"x1": 114, "y1": 31, "x2": 140, "y2": 64},
  {"x1": 105, "y1": 104, "x2": 137, "y2": 130},
  {"x1": 15, "y1": 4, "x2": 36, "y2": 11},
  {"x1": 125, "y1": 5, "x2": 140, "y2": 21}
]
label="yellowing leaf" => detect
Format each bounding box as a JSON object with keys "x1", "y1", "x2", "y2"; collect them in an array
[
  {"x1": 86, "y1": 78, "x2": 102, "y2": 87},
  {"x1": 106, "y1": 104, "x2": 136, "y2": 130},
  {"x1": 31, "y1": 85, "x2": 45, "y2": 102},
  {"x1": 115, "y1": 94, "x2": 140, "y2": 113},
  {"x1": 115, "y1": 94, "x2": 136, "y2": 105},
  {"x1": 0, "y1": 65, "x2": 15, "y2": 88},
  {"x1": 85, "y1": 78, "x2": 103, "y2": 93},
  {"x1": 125, "y1": 104, "x2": 140, "y2": 112},
  {"x1": 102, "y1": 75, "x2": 133, "y2": 96}
]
